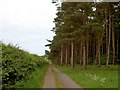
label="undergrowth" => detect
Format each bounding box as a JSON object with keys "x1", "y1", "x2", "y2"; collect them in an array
[{"x1": 55, "y1": 64, "x2": 118, "y2": 88}]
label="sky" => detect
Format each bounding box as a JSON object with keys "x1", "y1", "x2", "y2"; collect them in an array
[{"x1": 0, "y1": 0, "x2": 57, "y2": 56}]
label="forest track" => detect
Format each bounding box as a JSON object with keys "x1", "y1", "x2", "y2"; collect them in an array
[
  {"x1": 42, "y1": 66, "x2": 56, "y2": 88},
  {"x1": 42, "y1": 66, "x2": 83, "y2": 89}
]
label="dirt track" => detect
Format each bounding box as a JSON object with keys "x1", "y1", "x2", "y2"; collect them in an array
[{"x1": 42, "y1": 66, "x2": 82, "y2": 88}]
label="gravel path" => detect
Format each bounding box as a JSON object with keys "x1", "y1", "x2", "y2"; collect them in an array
[
  {"x1": 42, "y1": 66, "x2": 83, "y2": 89},
  {"x1": 42, "y1": 66, "x2": 56, "y2": 88}
]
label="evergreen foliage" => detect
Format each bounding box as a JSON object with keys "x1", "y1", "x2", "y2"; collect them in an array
[{"x1": 47, "y1": 2, "x2": 120, "y2": 68}]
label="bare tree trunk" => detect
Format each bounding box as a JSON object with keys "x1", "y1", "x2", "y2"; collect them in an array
[
  {"x1": 105, "y1": 9, "x2": 109, "y2": 67},
  {"x1": 58, "y1": 51, "x2": 61, "y2": 65},
  {"x1": 96, "y1": 37, "x2": 100, "y2": 65},
  {"x1": 98, "y1": 36, "x2": 101, "y2": 66},
  {"x1": 95, "y1": 37, "x2": 98, "y2": 65},
  {"x1": 60, "y1": 45, "x2": 63, "y2": 66},
  {"x1": 106, "y1": 7, "x2": 111, "y2": 66},
  {"x1": 71, "y1": 42, "x2": 74, "y2": 68},
  {"x1": 83, "y1": 33, "x2": 86, "y2": 69},
  {"x1": 108, "y1": 10, "x2": 111, "y2": 65},
  {"x1": 65, "y1": 46, "x2": 68, "y2": 65},
  {"x1": 93, "y1": 37, "x2": 96, "y2": 64},
  {"x1": 83, "y1": 41, "x2": 86, "y2": 69},
  {"x1": 68, "y1": 43, "x2": 71, "y2": 66},
  {"x1": 80, "y1": 42, "x2": 82, "y2": 66},
  {"x1": 112, "y1": 19, "x2": 115, "y2": 64},
  {"x1": 98, "y1": 48, "x2": 101, "y2": 66},
  {"x1": 116, "y1": 37, "x2": 119, "y2": 61},
  {"x1": 106, "y1": 24, "x2": 109, "y2": 67},
  {"x1": 86, "y1": 35, "x2": 89, "y2": 65},
  {"x1": 101, "y1": 41, "x2": 104, "y2": 55},
  {"x1": 97, "y1": 31, "x2": 105, "y2": 66}
]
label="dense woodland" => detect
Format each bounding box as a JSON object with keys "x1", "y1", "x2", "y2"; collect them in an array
[{"x1": 46, "y1": 2, "x2": 120, "y2": 69}]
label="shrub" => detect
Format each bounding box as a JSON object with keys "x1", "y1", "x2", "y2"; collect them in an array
[{"x1": 2, "y1": 43, "x2": 48, "y2": 88}]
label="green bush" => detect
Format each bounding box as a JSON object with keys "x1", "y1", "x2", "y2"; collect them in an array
[{"x1": 2, "y1": 43, "x2": 48, "y2": 88}]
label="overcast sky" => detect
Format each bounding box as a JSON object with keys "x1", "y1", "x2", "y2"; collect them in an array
[{"x1": 0, "y1": 0, "x2": 57, "y2": 56}]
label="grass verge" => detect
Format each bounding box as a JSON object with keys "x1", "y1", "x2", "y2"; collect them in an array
[
  {"x1": 54, "y1": 64, "x2": 118, "y2": 88},
  {"x1": 14, "y1": 64, "x2": 49, "y2": 88}
]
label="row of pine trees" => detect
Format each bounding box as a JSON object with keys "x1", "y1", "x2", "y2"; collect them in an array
[{"x1": 46, "y1": 2, "x2": 120, "y2": 69}]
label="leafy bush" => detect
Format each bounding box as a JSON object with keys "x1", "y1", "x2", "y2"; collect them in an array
[{"x1": 2, "y1": 43, "x2": 48, "y2": 88}]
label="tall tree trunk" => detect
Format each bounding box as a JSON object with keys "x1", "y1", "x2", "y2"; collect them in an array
[
  {"x1": 96, "y1": 36, "x2": 100, "y2": 65},
  {"x1": 116, "y1": 36, "x2": 119, "y2": 61},
  {"x1": 86, "y1": 34, "x2": 89, "y2": 65},
  {"x1": 83, "y1": 33, "x2": 86, "y2": 69},
  {"x1": 80, "y1": 42, "x2": 82, "y2": 66},
  {"x1": 58, "y1": 52, "x2": 61, "y2": 65},
  {"x1": 112, "y1": 21, "x2": 115, "y2": 64},
  {"x1": 101, "y1": 41, "x2": 104, "y2": 55},
  {"x1": 108, "y1": 9, "x2": 111, "y2": 65},
  {"x1": 93, "y1": 37, "x2": 96, "y2": 64},
  {"x1": 105, "y1": 9, "x2": 109, "y2": 67},
  {"x1": 68, "y1": 42, "x2": 71, "y2": 66},
  {"x1": 83, "y1": 42, "x2": 86, "y2": 69},
  {"x1": 89, "y1": 39, "x2": 91, "y2": 59},
  {"x1": 98, "y1": 36, "x2": 101, "y2": 66},
  {"x1": 60, "y1": 45, "x2": 63, "y2": 66},
  {"x1": 98, "y1": 48, "x2": 101, "y2": 66},
  {"x1": 65, "y1": 46, "x2": 68, "y2": 65},
  {"x1": 106, "y1": 23, "x2": 109, "y2": 67},
  {"x1": 71, "y1": 42, "x2": 74, "y2": 68},
  {"x1": 95, "y1": 37, "x2": 98, "y2": 65},
  {"x1": 97, "y1": 31, "x2": 105, "y2": 66}
]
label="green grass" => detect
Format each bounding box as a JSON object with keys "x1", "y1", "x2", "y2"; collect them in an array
[
  {"x1": 54, "y1": 64, "x2": 118, "y2": 88},
  {"x1": 14, "y1": 64, "x2": 49, "y2": 88}
]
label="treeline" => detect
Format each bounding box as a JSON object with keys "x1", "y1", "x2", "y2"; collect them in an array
[
  {"x1": 1, "y1": 42, "x2": 49, "y2": 88},
  {"x1": 46, "y1": 2, "x2": 120, "y2": 68}
]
